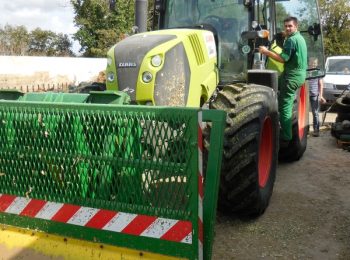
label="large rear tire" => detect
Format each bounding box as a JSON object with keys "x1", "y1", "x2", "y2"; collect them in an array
[
  {"x1": 278, "y1": 84, "x2": 309, "y2": 162},
  {"x1": 204, "y1": 83, "x2": 279, "y2": 217}
]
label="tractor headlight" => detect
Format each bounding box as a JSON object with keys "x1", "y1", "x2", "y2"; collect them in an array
[
  {"x1": 142, "y1": 71, "x2": 153, "y2": 83},
  {"x1": 257, "y1": 30, "x2": 269, "y2": 38},
  {"x1": 107, "y1": 72, "x2": 115, "y2": 82},
  {"x1": 252, "y1": 21, "x2": 258, "y2": 29},
  {"x1": 151, "y1": 55, "x2": 162, "y2": 67}
]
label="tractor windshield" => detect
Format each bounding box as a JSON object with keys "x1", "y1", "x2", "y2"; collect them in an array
[{"x1": 162, "y1": 0, "x2": 249, "y2": 83}]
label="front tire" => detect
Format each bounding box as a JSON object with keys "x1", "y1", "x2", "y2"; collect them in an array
[{"x1": 204, "y1": 83, "x2": 279, "y2": 217}]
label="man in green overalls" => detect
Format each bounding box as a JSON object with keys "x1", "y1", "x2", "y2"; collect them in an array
[{"x1": 259, "y1": 17, "x2": 307, "y2": 146}]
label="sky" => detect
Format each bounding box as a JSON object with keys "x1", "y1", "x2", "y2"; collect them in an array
[{"x1": 0, "y1": 0, "x2": 81, "y2": 54}]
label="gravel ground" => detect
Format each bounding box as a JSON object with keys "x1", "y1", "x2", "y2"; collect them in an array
[{"x1": 212, "y1": 112, "x2": 350, "y2": 260}]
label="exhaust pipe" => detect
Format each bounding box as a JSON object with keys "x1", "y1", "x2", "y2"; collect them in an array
[{"x1": 135, "y1": 0, "x2": 148, "y2": 33}]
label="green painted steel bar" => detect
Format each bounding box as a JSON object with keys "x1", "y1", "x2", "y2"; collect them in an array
[{"x1": 202, "y1": 110, "x2": 226, "y2": 260}]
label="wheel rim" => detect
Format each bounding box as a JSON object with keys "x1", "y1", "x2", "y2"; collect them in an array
[
  {"x1": 298, "y1": 85, "x2": 306, "y2": 139},
  {"x1": 258, "y1": 117, "x2": 273, "y2": 188}
]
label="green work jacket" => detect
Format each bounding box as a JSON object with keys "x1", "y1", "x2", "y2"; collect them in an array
[{"x1": 280, "y1": 31, "x2": 307, "y2": 84}]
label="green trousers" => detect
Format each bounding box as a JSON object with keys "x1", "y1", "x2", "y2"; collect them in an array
[{"x1": 278, "y1": 74, "x2": 304, "y2": 140}]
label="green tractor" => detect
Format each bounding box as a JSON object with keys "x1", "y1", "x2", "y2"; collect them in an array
[{"x1": 105, "y1": 0, "x2": 325, "y2": 217}]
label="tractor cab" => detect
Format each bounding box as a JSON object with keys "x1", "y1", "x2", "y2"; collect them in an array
[{"x1": 153, "y1": 0, "x2": 325, "y2": 84}]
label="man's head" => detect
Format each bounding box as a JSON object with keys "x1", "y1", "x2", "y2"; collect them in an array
[{"x1": 284, "y1": 17, "x2": 298, "y2": 36}]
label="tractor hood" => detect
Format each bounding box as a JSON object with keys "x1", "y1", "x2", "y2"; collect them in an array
[
  {"x1": 107, "y1": 33, "x2": 177, "y2": 101},
  {"x1": 106, "y1": 29, "x2": 218, "y2": 107}
]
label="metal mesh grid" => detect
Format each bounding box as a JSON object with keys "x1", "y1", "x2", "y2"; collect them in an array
[{"x1": 0, "y1": 103, "x2": 198, "y2": 220}]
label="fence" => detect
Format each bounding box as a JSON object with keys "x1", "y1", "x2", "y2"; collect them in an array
[{"x1": 0, "y1": 82, "x2": 70, "y2": 93}]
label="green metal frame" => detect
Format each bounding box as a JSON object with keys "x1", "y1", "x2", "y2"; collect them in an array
[
  {"x1": 0, "y1": 91, "x2": 225, "y2": 259},
  {"x1": 202, "y1": 111, "x2": 225, "y2": 259}
]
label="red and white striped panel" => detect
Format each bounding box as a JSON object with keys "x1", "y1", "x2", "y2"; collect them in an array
[
  {"x1": 197, "y1": 111, "x2": 204, "y2": 260},
  {"x1": 0, "y1": 193, "x2": 192, "y2": 244}
]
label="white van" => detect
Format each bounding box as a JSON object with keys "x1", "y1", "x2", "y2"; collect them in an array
[{"x1": 323, "y1": 56, "x2": 350, "y2": 106}]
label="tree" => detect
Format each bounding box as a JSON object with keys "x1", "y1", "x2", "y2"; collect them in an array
[
  {"x1": 53, "y1": 34, "x2": 75, "y2": 57},
  {"x1": 28, "y1": 28, "x2": 74, "y2": 57},
  {"x1": 28, "y1": 28, "x2": 56, "y2": 56},
  {"x1": 0, "y1": 25, "x2": 30, "y2": 55},
  {"x1": 319, "y1": 0, "x2": 350, "y2": 56},
  {"x1": 71, "y1": 0, "x2": 134, "y2": 57},
  {"x1": 0, "y1": 24, "x2": 74, "y2": 56}
]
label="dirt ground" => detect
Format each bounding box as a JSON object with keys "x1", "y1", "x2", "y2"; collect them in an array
[{"x1": 212, "y1": 112, "x2": 350, "y2": 260}]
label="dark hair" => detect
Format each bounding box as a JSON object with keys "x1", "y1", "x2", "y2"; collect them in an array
[{"x1": 284, "y1": 17, "x2": 298, "y2": 25}]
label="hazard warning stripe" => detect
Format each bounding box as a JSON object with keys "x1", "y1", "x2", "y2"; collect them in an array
[
  {"x1": 0, "y1": 194, "x2": 192, "y2": 244},
  {"x1": 0, "y1": 194, "x2": 16, "y2": 212},
  {"x1": 51, "y1": 204, "x2": 81, "y2": 223},
  {"x1": 85, "y1": 209, "x2": 117, "y2": 229},
  {"x1": 35, "y1": 201, "x2": 64, "y2": 220},
  {"x1": 5, "y1": 196, "x2": 30, "y2": 214},
  {"x1": 67, "y1": 207, "x2": 100, "y2": 226},
  {"x1": 20, "y1": 199, "x2": 47, "y2": 217},
  {"x1": 161, "y1": 220, "x2": 192, "y2": 242},
  {"x1": 122, "y1": 215, "x2": 158, "y2": 236},
  {"x1": 102, "y1": 212, "x2": 137, "y2": 232}
]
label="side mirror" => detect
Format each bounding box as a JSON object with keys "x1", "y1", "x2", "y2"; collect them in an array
[{"x1": 308, "y1": 23, "x2": 321, "y2": 41}]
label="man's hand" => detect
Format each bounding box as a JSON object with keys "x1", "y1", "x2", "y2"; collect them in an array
[
  {"x1": 320, "y1": 96, "x2": 326, "y2": 104},
  {"x1": 259, "y1": 46, "x2": 268, "y2": 55},
  {"x1": 259, "y1": 45, "x2": 285, "y2": 63}
]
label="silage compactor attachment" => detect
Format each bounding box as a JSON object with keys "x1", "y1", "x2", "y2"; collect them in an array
[{"x1": 0, "y1": 90, "x2": 225, "y2": 260}]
